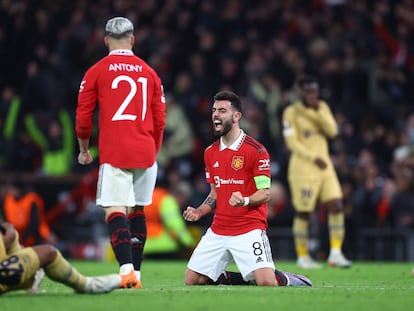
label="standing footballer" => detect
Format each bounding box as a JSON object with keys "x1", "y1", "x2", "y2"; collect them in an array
[
  {"x1": 76, "y1": 17, "x2": 166, "y2": 288},
  {"x1": 282, "y1": 75, "x2": 351, "y2": 269}
]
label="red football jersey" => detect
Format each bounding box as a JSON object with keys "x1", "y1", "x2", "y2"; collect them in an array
[
  {"x1": 76, "y1": 49, "x2": 166, "y2": 168},
  {"x1": 204, "y1": 132, "x2": 271, "y2": 235}
]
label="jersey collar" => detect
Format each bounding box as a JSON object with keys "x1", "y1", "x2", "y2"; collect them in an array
[
  {"x1": 220, "y1": 130, "x2": 246, "y2": 151},
  {"x1": 109, "y1": 49, "x2": 134, "y2": 56}
]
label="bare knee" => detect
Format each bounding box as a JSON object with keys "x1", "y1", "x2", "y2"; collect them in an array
[
  {"x1": 323, "y1": 199, "x2": 343, "y2": 214},
  {"x1": 32, "y1": 245, "x2": 58, "y2": 267},
  {"x1": 253, "y1": 268, "x2": 278, "y2": 286},
  {"x1": 184, "y1": 269, "x2": 210, "y2": 285},
  {"x1": 295, "y1": 211, "x2": 311, "y2": 220}
]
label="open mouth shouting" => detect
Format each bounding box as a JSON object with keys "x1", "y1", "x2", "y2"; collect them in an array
[{"x1": 213, "y1": 119, "x2": 223, "y2": 131}]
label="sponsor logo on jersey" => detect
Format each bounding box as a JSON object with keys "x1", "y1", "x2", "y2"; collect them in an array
[
  {"x1": 79, "y1": 80, "x2": 86, "y2": 92},
  {"x1": 213, "y1": 176, "x2": 244, "y2": 188},
  {"x1": 213, "y1": 161, "x2": 219, "y2": 168},
  {"x1": 258, "y1": 159, "x2": 270, "y2": 171},
  {"x1": 231, "y1": 156, "x2": 244, "y2": 170},
  {"x1": 131, "y1": 237, "x2": 142, "y2": 244}
]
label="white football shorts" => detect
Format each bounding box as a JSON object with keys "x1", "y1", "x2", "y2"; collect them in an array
[
  {"x1": 187, "y1": 228, "x2": 275, "y2": 282},
  {"x1": 96, "y1": 162, "x2": 157, "y2": 207}
]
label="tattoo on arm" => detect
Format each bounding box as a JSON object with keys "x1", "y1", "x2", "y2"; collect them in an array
[{"x1": 203, "y1": 196, "x2": 216, "y2": 209}]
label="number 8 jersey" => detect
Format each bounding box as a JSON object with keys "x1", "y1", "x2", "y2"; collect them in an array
[{"x1": 76, "y1": 49, "x2": 166, "y2": 168}]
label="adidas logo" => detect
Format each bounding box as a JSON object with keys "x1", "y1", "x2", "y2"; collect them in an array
[
  {"x1": 213, "y1": 161, "x2": 219, "y2": 168},
  {"x1": 256, "y1": 257, "x2": 263, "y2": 263},
  {"x1": 131, "y1": 237, "x2": 142, "y2": 244}
]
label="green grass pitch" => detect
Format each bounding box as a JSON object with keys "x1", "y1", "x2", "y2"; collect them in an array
[{"x1": 1, "y1": 260, "x2": 413, "y2": 311}]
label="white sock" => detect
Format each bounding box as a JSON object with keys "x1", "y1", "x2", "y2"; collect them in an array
[
  {"x1": 135, "y1": 271, "x2": 141, "y2": 281},
  {"x1": 119, "y1": 263, "x2": 134, "y2": 275},
  {"x1": 85, "y1": 277, "x2": 92, "y2": 291},
  {"x1": 330, "y1": 249, "x2": 341, "y2": 256}
]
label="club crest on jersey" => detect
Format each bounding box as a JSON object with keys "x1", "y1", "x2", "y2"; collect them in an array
[{"x1": 231, "y1": 156, "x2": 244, "y2": 170}]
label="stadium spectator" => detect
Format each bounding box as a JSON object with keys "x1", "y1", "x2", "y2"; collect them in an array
[
  {"x1": 156, "y1": 93, "x2": 195, "y2": 181},
  {"x1": 183, "y1": 90, "x2": 311, "y2": 287},
  {"x1": 0, "y1": 221, "x2": 120, "y2": 295},
  {"x1": 75, "y1": 16, "x2": 166, "y2": 289},
  {"x1": 352, "y1": 148, "x2": 387, "y2": 228},
  {"x1": 24, "y1": 108, "x2": 74, "y2": 176},
  {"x1": 0, "y1": 180, "x2": 58, "y2": 247},
  {"x1": 46, "y1": 167, "x2": 106, "y2": 243},
  {"x1": 144, "y1": 186, "x2": 195, "y2": 259},
  {"x1": 267, "y1": 181, "x2": 293, "y2": 228},
  {"x1": 389, "y1": 145, "x2": 414, "y2": 229},
  {"x1": 0, "y1": 86, "x2": 22, "y2": 170}
]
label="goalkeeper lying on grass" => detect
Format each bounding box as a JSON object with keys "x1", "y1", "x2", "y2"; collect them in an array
[{"x1": 0, "y1": 222, "x2": 120, "y2": 295}]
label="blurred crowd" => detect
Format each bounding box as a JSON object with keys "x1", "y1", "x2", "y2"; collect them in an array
[{"x1": 1, "y1": 0, "x2": 414, "y2": 257}]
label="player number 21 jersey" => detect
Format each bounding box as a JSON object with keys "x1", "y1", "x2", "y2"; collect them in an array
[{"x1": 76, "y1": 50, "x2": 166, "y2": 169}]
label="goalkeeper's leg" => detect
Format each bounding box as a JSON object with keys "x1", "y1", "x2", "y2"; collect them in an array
[{"x1": 37, "y1": 245, "x2": 120, "y2": 293}]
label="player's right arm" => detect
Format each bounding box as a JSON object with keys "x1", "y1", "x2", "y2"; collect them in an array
[
  {"x1": 151, "y1": 80, "x2": 166, "y2": 153},
  {"x1": 183, "y1": 184, "x2": 216, "y2": 222},
  {"x1": 282, "y1": 105, "x2": 317, "y2": 162},
  {"x1": 76, "y1": 67, "x2": 98, "y2": 141}
]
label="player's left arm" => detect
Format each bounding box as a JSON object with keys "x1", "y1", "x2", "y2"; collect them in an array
[
  {"x1": 251, "y1": 175, "x2": 271, "y2": 204},
  {"x1": 152, "y1": 80, "x2": 166, "y2": 153},
  {"x1": 250, "y1": 146, "x2": 272, "y2": 206},
  {"x1": 230, "y1": 144, "x2": 272, "y2": 207},
  {"x1": 316, "y1": 101, "x2": 338, "y2": 138},
  {"x1": 229, "y1": 176, "x2": 271, "y2": 207}
]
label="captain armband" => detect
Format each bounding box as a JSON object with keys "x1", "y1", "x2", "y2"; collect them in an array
[
  {"x1": 203, "y1": 196, "x2": 216, "y2": 209},
  {"x1": 254, "y1": 175, "x2": 271, "y2": 189}
]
